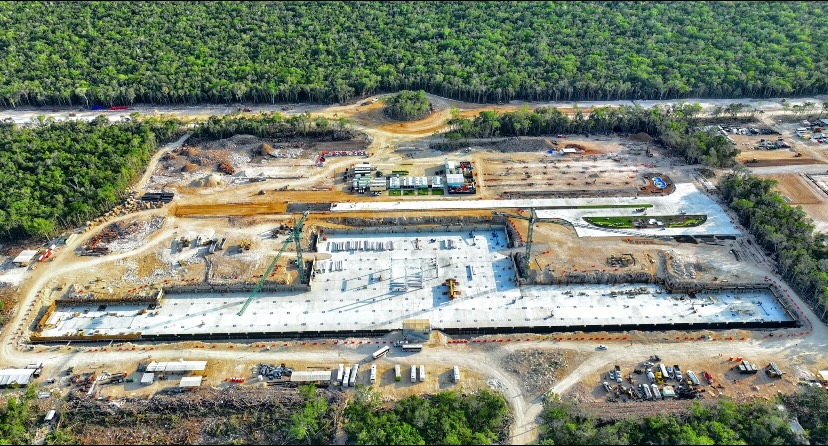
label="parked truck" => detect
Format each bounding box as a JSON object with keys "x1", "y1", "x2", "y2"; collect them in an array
[
  {"x1": 410, "y1": 365, "x2": 417, "y2": 383},
  {"x1": 369, "y1": 365, "x2": 377, "y2": 384},
  {"x1": 658, "y1": 363, "x2": 669, "y2": 380},
  {"x1": 651, "y1": 383, "x2": 662, "y2": 400},
  {"x1": 349, "y1": 364, "x2": 358, "y2": 387},
  {"x1": 419, "y1": 365, "x2": 426, "y2": 382},
  {"x1": 614, "y1": 365, "x2": 622, "y2": 383},
  {"x1": 673, "y1": 365, "x2": 683, "y2": 381},
  {"x1": 703, "y1": 371, "x2": 713, "y2": 385},
  {"x1": 453, "y1": 366, "x2": 460, "y2": 383},
  {"x1": 394, "y1": 364, "x2": 401, "y2": 382},
  {"x1": 686, "y1": 370, "x2": 700, "y2": 386}
]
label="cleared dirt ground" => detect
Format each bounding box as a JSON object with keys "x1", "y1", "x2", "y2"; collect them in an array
[{"x1": 758, "y1": 174, "x2": 824, "y2": 204}]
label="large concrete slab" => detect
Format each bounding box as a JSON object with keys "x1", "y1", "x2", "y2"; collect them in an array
[{"x1": 39, "y1": 229, "x2": 791, "y2": 339}]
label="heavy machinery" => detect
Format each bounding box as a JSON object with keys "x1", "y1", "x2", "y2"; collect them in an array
[{"x1": 237, "y1": 211, "x2": 309, "y2": 316}]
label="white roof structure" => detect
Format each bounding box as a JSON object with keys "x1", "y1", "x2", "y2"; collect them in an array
[
  {"x1": 179, "y1": 376, "x2": 203, "y2": 388},
  {"x1": 446, "y1": 173, "x2": 464, "y2": 186},
  {"x1": 146, "y1": 361, "x2": 207, "y2": 373},
  {"x1": 561, "y1": 147, "x2": 578, "y2": 154},
  {"x1": 414, "y1": 176, "x2": 429, "y2": 188},
  {"x1": 0, "y1": 369, "x2": 36, "y2": 386},
  {"x1": 819, "y1": 370, "x2": 828, "y2": 382},
  {"x1": 431, "y1": 176, "x2": 443, "y2": 187},
  {"x1": 45, "y1": 410, "x2": 56, "y2": 421},
  {"x1": 388, "y1": 177, "x2": 400, "y2": 189},
  {"x1": 401, "y1": 176, "x2": 415, "y2": 188},
  {"x1": 290, "y1": 371, "x2": 332, "y2": 382},
  {"x1": 140, "y1": 372, "x2": 154, "y2": 384},
  {"x1": 12, "y1": 250, "x2": 38, "y2": 264}
]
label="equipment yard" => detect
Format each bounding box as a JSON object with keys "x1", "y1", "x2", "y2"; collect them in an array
[{"x1": 2, "y1": 94, "x2": 828, "y2": 445}]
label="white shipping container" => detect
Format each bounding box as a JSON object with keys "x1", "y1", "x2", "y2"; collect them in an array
[
  {"x1": 337, "y1": 364, "x2": 344, "y2": 385},
  {"x1": 410, "y1": 365, "x2": 417, "y2": 383},
  {"x1": 419, "y1": 365, "x2": 426, "y2": 382},
  {"x1": 350, "y1": 364, "x2": 359, "y2": 386},
  {"x1": 342, "y1": 368, "x2": 351, "y2": 387},
  {"x1": 453, "y1": 366, "x2": 460, "y2": 383}
]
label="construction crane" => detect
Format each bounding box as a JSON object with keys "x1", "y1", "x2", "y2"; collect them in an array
[
  {"x1": 493, "y1": 208, "x2": 536, "y2": 278},
  {"x1": 237, "y1": 211, "x2": 310, "y2": 316}
]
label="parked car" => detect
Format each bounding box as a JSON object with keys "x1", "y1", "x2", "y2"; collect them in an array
[{"x1": 596, "y1": 345, "x2": 608, "y2": 351}]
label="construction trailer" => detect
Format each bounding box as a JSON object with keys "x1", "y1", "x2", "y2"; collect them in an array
[
  {"x1": 12, "y1": 249, "x2": 38, "y2": 267},
  {"x1": 410, "y1": 365, "x2": 417, "y2": 383},
  {"x1": 419, "y1": 365, "x2": 426, "y2": 382},
  {"x1": 342, "y1": 367, "x2": 351, "y2": 387},
  {"x1": 349, "y1": 365, "x2": 359, "y2": 387},
  {"x1": 145, "y1": 361, "x2": 207, "y2": 375},
  {"x1": 337, "y1": 364, "x2": 345, "y2": 386},
  {"x1": 290, "y1": 371, "x2": 332, "y2": 386},
  {"x1": 453, "y1": 366, "x2": 461, "y2": 383},
  {"x1": 179, "y1": 376, "x2": 203, "y2": 390},
  {"x1": 394, "y1": 364, "x2": 401, "y2": 382},
  {"x1": 140, "y1": 372, "x2": 154, "y2": 385},
  {"x1": 370, "y1": 365, "x2": 377, "y2": 384}
]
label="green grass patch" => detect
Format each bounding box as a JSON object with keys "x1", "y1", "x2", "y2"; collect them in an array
[
  {"x1": 431, "y1": 188, "x2": 445, "y2": 195},
  {"x1": 584, "y1": 214, "x2": 707, "y2": 229},
  {"x1": 402, "y1": 189, "x2": 416, "y2": 196},
  {"x1": 417, "y1": 188, "x2": 429, "y2": 195},
  {"x1": 388, "y1": 189, "x2": 401, "y2": 196}
]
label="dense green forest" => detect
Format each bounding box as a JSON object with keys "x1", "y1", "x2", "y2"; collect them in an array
[
  {"x1": 342, "y1": 388, "x2": 510, "y2": 445},
  {"x1": 0, "y1": 117, "x2": 181, "y2": 240},
  {"x1": 721, "y1": 171, "x2": 828, "y2": 324},
  {"x1": 384, "y1": 90, "x2": 432, "y2": 121},
  {"x1": 0, "y1": 1, "x2": 826, "y2": 107},
  {"x1": 446, "y1": 104, "x2": 739, "y2": 167},
  {"x1": 191, "y1": 112, "x2": 354, "y2": 142},
  {"x1": 0, "y1": 385, "x2": 37, "y2": 445},
  {"x1": 538, "y1": 391, "x2": 820, "y2": 445}
]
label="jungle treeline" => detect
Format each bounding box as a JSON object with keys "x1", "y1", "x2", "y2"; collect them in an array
[{"x1": 0, "y1": 2, "x2": 826, "y2": 107}]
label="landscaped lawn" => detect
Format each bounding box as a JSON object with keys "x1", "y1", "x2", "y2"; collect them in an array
[
  {"x1": 388, "y1": 189, "x2": 401, "y2": 196},
  {"x1": 584, "y1": 214, "x2": 707, "y2": 229},
  {"x1": 431, "y1": 188, "x2": 445, "y2": 195}
]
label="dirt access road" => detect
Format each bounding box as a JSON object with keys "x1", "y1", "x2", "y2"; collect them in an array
[{"x1": 2, "y1": 206, "x2": 825, "y2": 444}]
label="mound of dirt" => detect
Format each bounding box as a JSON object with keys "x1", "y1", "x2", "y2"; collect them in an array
[
  {"x1": 190, "y1": 174, "x2": 226, "y2": 188},
  {"x1": 182, "y1": 147, "x2": 200, "y2": 157},
  {"x1": 182, "y1": 163, "x2": 198, "y2": 172},
  {"x1": 259, "y1": 143, "x2": 274, "y2": 156},
  {"x1": 630, "y1": 132, "x2": 653, "y2": 143}
]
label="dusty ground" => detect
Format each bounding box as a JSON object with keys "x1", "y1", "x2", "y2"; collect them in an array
[{"x1": 758, "y1": 174, "x2": 824, "y2": 205}]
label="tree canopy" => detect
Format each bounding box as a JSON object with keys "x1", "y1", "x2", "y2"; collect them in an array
[
  {"x1": 720, "y1": 171, "x2": 828, "y2": 324},
  {"x1": 447, "y1": 103, "x2": 738, "y2": 167},
  {"x1": 0, "y1": 2, "x2": 826, "y2": 107},
  {"x1": 384, "y1": 90, "x2": 432, "y2": 121},
  {"x1": 0, "y1": 116, "x2": 182, "y2": 241},
  {"x1": 539, "y1": 395, "x2": 806, "y2": 445},
  {"x1": 343, "y1": 388, "x2": 509, "y2": 445}
]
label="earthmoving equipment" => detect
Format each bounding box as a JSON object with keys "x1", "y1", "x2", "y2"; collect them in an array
[
  {"x1": 444, "y1": 278, "x2": 461, "y2": 299},
  {"x1": 237, "y1": 211, "x2": 309, "y2": 316}
]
